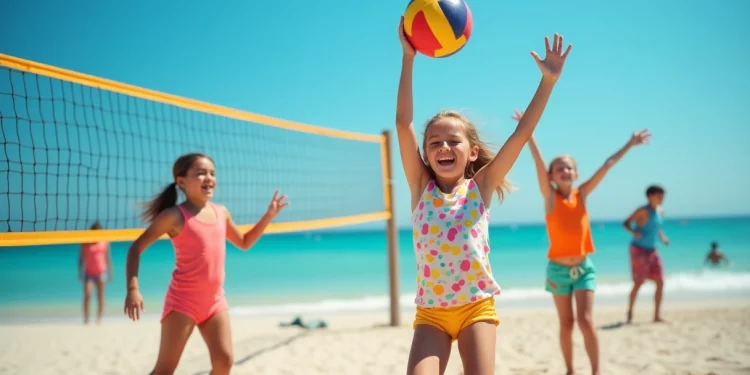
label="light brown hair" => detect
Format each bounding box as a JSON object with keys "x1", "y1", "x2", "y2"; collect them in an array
[{"x1": 422, "y1": 110, "x2": 514, "y2": 201}]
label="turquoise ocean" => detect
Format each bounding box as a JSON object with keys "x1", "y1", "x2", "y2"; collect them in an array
[{"x1": 1, "y1": 216, "x2": 748, "y2": 324}]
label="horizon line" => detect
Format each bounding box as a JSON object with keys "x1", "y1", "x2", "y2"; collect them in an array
[{"x1": 300, "y1": 212, "x2": 750, "y2": 234}]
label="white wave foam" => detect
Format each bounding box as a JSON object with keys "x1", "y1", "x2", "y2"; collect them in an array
[{"x1": 229, "y1": 270, "x2": 750, "y2": 317}]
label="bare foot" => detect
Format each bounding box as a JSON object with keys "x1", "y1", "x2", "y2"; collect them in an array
[
  {"x1": 653, "y1": 316, "x2": 669, "y2": 324},
  {"x1": 626, "y1": 310, "x2": 633, "y2": 324}
]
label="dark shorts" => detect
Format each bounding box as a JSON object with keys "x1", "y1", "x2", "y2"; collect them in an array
[{"x1": 629, "y1": 244, "x2": 664, "y2": 283}]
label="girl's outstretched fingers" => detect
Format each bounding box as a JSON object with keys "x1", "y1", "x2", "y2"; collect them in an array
[
  {"x1": 630, "y1": 129, "x2": 652, "y2": 146},
  {"x1": 532, "y1": 33, "x2": 573, "y2": 79}
]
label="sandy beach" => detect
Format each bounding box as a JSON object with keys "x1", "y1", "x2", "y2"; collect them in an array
[{"x1": 1, "y1": 299, "x2": 748, "y2": 375}]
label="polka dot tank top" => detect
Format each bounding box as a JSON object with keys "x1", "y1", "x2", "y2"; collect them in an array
[{"x1": 412, "y1": 179, "x2": 501, "y2": 308}]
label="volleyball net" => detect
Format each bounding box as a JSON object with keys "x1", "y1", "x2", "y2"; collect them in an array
[{"x1": 0, "y1": 54, "x2": 393, "y2": 247}]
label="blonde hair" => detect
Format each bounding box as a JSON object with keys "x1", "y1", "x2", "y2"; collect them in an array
[
  {"x1": 547, "y1": 154, "x2": 578, "y2": 175},
  {"x1": 422, "y1": 110, "x2": 514, "y2": 202},
  {"x1": 547, "y1": 155, "x2": 578, "y2": 190}
]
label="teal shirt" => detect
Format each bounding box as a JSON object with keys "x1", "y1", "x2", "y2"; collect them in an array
[{"x1": 631, "y1": 206, "x2": 663, "y2": 251}]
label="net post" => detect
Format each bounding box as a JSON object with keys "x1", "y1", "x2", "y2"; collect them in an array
[{"x1": 382, "y1": 130, "x2": 400, "y2": 327}]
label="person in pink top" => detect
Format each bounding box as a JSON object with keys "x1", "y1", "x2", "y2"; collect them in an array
[
  {"x1": 123, "y1": 153, "x2": 289, "y2": 375},
  {"x1": 78, "y1": 221, "x2": 113, "y2": 324}
]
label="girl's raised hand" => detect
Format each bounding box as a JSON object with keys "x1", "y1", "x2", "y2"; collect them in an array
[
  {"x1": 629, "y1": 129, "x2": 652, "y2": 146},
  {"x1": 266, "y1": 190, "x2": 290, "y2": 218},
  {"x1": 398, "y1": 17, "x2": 417, "y2": 58},
  {"x1": 531, "y1": 33, "x2": 572, "y2": 81},
  {"x1": 511, "y1": 108, "x2": 524, "y2": 122}
]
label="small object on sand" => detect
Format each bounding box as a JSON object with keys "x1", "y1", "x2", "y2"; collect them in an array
[{"x1": 279, "y1": 316, "x2": 328, "y2": 330}]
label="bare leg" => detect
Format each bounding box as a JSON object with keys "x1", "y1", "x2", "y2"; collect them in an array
[
  {"x1": 197, "y1": 310, "x2": 234, "y2": 375},
  {"x1": 457, "y1": 321, "x2": 497, "y2": 375},
  {"x1": 95, "y1": 280, "x2": 105, "y2": 324},
  {"x1": 406, "y1": 325, "x2": 452, "y2": 375},
  {"x1": 552, "y1": 294, "x2": 575, "y2": 375},
  {"x1": 653, "y1": 279, "x2": 667, "y2": 322},
  {"x1": 151, "y1": 312, "x2": 196, "y2": 375},
  {"x1": 626, "y1": 280, "x2": 643, "y2": 323},
  {"x1": 575, "y1": 290, "x2": 600, "y2": 375},
  {"x1": 82, "y1": 281, "x2": 93, "y2": 324}
]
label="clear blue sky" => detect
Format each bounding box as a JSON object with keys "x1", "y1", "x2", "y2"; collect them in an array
[{"x1": 2, "y1": 0, "x2": 749, "y2": 230}]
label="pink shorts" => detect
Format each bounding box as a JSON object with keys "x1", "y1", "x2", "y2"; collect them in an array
[
  {"x1": 629, "y1": 244, "x2": 664, "y2": 283},
  {"x1": 161, "y1": 289, "x2": 228, "y2": 325}
]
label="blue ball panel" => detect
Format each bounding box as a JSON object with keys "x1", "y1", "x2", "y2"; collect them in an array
[{"x1": 438, "y1": 0, "x2": 468, "y2": 40}]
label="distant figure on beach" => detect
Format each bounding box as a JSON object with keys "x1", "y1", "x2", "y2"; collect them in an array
[
  {"x1": 520, "y1": 107, "x2": 651, "y2": 375},
  {"x1": 78, "y1": 221, "x2": 113, "y2": 325},
  {"x1": 397, "y1": 18, "x2": 572, "y2": 375},
  {"x1": 704, "y1": 241, "x2": 729, "y2": 266},
  {"x1": 123, "y1": 153, "x2": 288, "y2": 375},
  {"x1": 623, "y1": 185, "x2": 669, "y2": 324}
]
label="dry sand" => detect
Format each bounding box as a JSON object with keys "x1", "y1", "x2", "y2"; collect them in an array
[{"x1": 1, "y1": 299, "x2": 748, "y2": 375}]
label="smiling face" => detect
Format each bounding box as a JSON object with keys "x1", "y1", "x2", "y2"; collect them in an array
[
  {"x1": 548, "y1": 156, "x2": 578, "y2": 189},
  {"x1": 423, "y1": 117, "x2": 479, "y2": 183},
  {"x1": 175, "y1": 156, "x2": 216, "y2": 203}
]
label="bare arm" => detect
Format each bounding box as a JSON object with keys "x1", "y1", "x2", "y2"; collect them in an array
[
  {"x1": 225, "y1": 210, "x2": 271, "y2": 250},
  {"x1": 225, "y1": 191, "x2": 288, "y2": 250},
  {"x1": 106, "y1": 243, "x2": 114, "y2": 281},
  {"x1": 396, "y1": 23, "x2": 429, "y2": 203},
  {"x1": 528, "y1": 136, "x2": 555, "y2": 213},
  {"x1": 475, "y1": 34, "x2": 571, "y2": 199},
  {"x1": 78, "y1": 246, "x2": 84, "y2": 280},
  {"x1": 622, "y1": 207, "x2": 646, "y2": 237},
  {"x1": 659, "y1": 229, "x2": 670, "y2": 246},
  {"x1": 510, "y1": 110, "x2": 554, "y2": 211},
  {"x1": 125, "y1": 208, "x2": 180, "y2": 292},
  {"x1": 476, "y1": 79, "x2": 556, "y2": 195},
  {"x1": 579, "y1": 130, "x2": 651, "y2": 200},
  {"x1": 658, "y1": 207, "x2": 669, "y2": 246}
]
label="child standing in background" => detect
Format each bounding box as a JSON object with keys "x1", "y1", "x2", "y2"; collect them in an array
[
  {"x1": 519, "y1": 110, "x2": 651, "y2": 375},
  {"x1": 397, "y1": 16, "x2": 572, "y2": 375},
  {"x1": 623, "y1": 185, "x2": 669, "y2": 323},
  {"x1": 79, "y1": 221, "x2": 113, "y2": 325},
  {"x1": 123, "y1": 153, "x2": 288, "y2": 375}
]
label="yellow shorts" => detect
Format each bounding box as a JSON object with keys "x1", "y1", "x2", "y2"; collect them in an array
[{"x1": 413, "y1": 297, "x2": 500, "y2": 341}]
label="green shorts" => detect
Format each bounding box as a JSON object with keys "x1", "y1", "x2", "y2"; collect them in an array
[{"x1": 544, "y1": 257, "x2": 597, "y2": 295}]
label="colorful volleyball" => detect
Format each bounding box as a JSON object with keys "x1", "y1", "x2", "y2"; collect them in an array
[{"x1": 403, "y1": 0, "x2": 473, "y2": 58}]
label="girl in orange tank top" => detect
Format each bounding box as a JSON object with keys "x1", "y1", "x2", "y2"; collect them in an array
[
  {"x1": 123, "y1": 153, "x2": 289, "y2": 375},
  {"x1": 515, "y1": 109, "x2": 652, "y2": 375}
]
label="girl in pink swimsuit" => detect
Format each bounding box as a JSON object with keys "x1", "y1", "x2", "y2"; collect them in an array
[
  {"x1": 123, "y1": 153, "x2": 289, "y2": 375},
  {"x1": 79, "y1": 221, "x2": 113, "y2": 324}
]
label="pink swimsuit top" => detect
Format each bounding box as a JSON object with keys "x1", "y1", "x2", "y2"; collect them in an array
[
  {"x1": 168, "y1": 203, "x2": 227, "y2": 294},
  {"x1": 82, "y1": 241, "x2": 109, "y2": 275}
]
